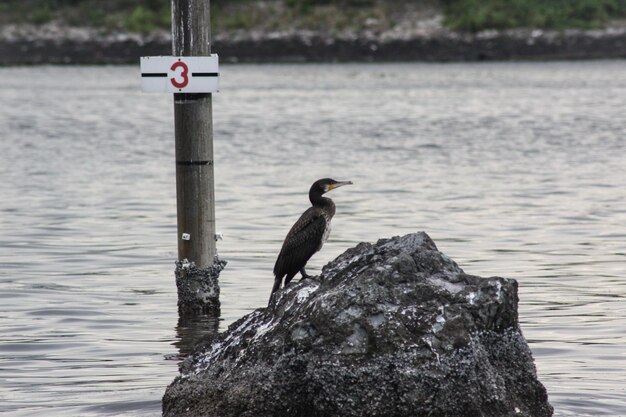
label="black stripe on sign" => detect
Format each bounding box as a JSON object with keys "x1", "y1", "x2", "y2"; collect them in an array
[
  {"x1": 141, "y1": 73, "x2": 167, "y2": 77},
  {"x1": 177, "y1": 160, "x2": 213, "y2": 166},
  {"x1": 192, "y1": 72, "x2": 219, "y2": 77}
]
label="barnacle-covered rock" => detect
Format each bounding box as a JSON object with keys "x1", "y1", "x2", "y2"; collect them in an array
[{"x1": 163, "y1": 232, "x2": 552, "y2": 417}]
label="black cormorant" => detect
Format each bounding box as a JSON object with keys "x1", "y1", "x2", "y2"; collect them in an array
[{"x1": 271, "y1": 178, "x2": 353, "y2": 298}]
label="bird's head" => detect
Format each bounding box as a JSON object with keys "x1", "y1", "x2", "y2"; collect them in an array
[{"x1": 311, "y1": 178, "x2": 353, "y2": 195}]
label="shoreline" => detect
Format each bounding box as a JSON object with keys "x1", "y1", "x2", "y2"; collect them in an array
[{"x1": 2, "y1": 25, "x2": 626, "y2": 65}]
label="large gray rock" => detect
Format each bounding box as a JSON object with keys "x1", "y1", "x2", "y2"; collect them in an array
[{"x1": 163, "y1": 232, "x2": 553, "y2": 417}]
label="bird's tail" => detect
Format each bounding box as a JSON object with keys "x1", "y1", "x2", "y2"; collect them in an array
[{"x1": 268, "y1": 274, "x2": 282, "y2": 305}]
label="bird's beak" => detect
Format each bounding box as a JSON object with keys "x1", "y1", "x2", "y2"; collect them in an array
[{"x1": 329, "y1": 180, "x2": 353, "y2": 190}]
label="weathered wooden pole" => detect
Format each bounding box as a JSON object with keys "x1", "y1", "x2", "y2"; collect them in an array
[
  {"x1": 173, "y1": 0, "x2": 216, "y2": 267},
  {"x1": 172, "y1": 0, "x2": 223, "y2": 316}
]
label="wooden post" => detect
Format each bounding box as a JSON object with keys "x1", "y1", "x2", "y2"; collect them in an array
[{"x1": 172, "y1": 0, "x2": 216, "y2": 268}]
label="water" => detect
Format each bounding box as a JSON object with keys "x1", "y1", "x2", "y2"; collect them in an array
[{"x1": 0, "y1": 61, "x2": 625, "y2": 416}]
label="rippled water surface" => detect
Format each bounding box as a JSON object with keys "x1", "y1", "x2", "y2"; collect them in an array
[{"x1": 1, "y1": 62, "x2": 625, "y2": 416}]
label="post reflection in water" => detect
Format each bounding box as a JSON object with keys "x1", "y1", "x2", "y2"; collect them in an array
[{"x1": 174, "y1": 313, "x2": 221, "y2": 360}]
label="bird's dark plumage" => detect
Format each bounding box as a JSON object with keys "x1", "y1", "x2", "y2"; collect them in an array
[{"x1": 271, "y1": 178, "x2": 352, "y2": 299}]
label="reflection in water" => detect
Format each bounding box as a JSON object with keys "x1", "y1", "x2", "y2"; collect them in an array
[{"x1": 174, "y1": 313, "x2": 220, "y2": 360}]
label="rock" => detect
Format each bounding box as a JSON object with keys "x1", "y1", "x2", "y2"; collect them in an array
[
  {"x1": 162, "y1": 232, "x2": 553, "y2": 417},
  {"x1": 2, "y1": 23, "x2": 626, "y2": 64}
]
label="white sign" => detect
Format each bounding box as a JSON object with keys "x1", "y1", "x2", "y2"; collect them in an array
[{"x1": 140, "y1": 55, "x2": 219, "y2": 93}]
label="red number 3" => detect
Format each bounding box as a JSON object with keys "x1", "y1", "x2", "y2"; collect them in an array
[{"x1": 170, "y1": 61, "x2": 189, "y2": 89}]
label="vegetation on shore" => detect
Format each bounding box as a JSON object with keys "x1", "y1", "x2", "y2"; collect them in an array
[
  {"x1": 1, "y1": 0, "x2": 625, "y2": 33},
  {"x1": 0, "y1": 0, "x2": 171, "y2": 33},
  {"x1": 443, "y1": 0, "x2": 626, "y2": 31}
]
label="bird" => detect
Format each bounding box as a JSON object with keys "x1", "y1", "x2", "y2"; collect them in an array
[{"x1": 271, "y1": 178, "x2": 353, "y2": 299}]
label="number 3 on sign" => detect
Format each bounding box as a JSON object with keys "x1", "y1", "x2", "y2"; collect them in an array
[
  {"x1": 141, "y1": 55, "x2": 219, "y2": 93},
  {"x1": 170, "y1": 61, "x2": 189, "y2": 89}
]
